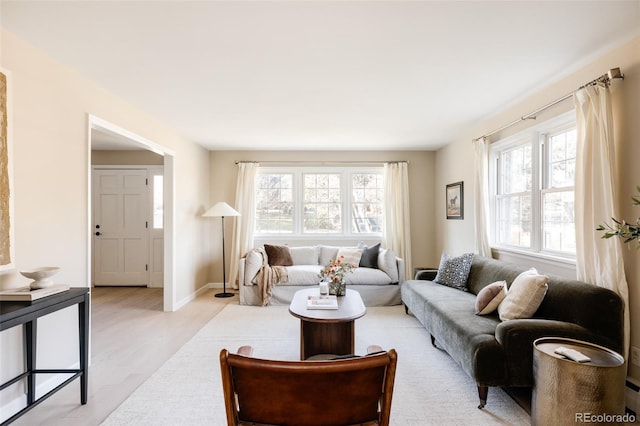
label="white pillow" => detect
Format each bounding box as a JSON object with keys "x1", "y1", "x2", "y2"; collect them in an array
[
  {"x1": 498, "y1": 268, "x2": 549, "y2": 321},
  {"x1": 289, "y1": 246, "x2": 320, "y2": 265},
  {"x1": 335, "y1": 247, "x2": 363, "y2": 267},
  {"x1": 319, "y1": 246, "x2": 340, "y2": 266},
  {"x1": 377, "y1": 248, "x2": 399, "y2": 283}
]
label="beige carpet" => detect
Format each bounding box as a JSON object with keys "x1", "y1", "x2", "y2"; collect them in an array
[{"x1": 101, "y1": 304, "x2": 530, "y2": 425}]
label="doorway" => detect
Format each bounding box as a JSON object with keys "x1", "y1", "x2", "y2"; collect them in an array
[
  {"x1": 92, "y1": 167, "x2": 164, "y2": 287},
  {"x1": 88, "y1": 115, "x2": 176, "y2": 311}
]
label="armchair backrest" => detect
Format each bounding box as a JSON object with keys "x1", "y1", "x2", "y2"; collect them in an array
[{"x1": 219, "y1": 348, "x2": 398, "y2": 426}]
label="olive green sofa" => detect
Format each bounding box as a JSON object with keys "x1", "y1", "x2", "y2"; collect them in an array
[{"x1": 400, "y1": 255, "x2": 624, "y2": 408}]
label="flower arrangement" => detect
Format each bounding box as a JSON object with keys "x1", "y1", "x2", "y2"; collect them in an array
[
  {"x1": 320, "y1": 256, "x2": 356, "y2": 296},
  {"x1": 597, "y1": 185, "x2": 640, "y2": 248}
]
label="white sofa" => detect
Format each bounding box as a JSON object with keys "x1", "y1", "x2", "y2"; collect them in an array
[{"x1": 238, "y1": 245, "x2": 405, "y2": 306}]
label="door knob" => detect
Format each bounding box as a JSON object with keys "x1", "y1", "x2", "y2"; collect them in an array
[{"x1": 95, "y1": 232, "x2": 101, "y2": 236}]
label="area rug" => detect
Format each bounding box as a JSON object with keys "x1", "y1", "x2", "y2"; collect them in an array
[{"x1": 101, "y1": 304, "x2": 530, "y2": 425}]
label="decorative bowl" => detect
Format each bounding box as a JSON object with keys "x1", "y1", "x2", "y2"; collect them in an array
[{"x1": 20, "y1": 267, "x2": 61, "y2": 289}]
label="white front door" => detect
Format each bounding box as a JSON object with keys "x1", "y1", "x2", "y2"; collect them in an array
[{"x1": 93, "y1": 169, "x2": 149, "y2": 286}]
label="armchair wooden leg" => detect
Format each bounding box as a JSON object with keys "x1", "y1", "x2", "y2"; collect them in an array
[{"x1": 477, "y1": 386, "x2": 488, "y2": 409}]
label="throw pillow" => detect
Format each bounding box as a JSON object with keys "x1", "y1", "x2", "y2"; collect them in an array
[
  {"x1": 335, "y1": 247, "x2": 364, "y2": 267},
  {"x1": 434, "y1": 252, "x2": 474, "y2": 291},
  {"x1": 377, "y1": 248, "x2": 399, "y2": 282},
  {"x1": 264, "y1": 244, "x2": 293, "y2": 267},
  {"x1": 498, "y1": 268, "x2": 549, "y2": 321},
  {"x1": 359, "y1": 243, "x2": 380, "y2": 268},
  {"x1": 475, "y1": 281, "x2": 507, "y2": 315},
  {"x1": 289, "y1": 246, "x2": 320, "y2": 265}
]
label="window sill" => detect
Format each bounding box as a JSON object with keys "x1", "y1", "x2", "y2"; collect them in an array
[{"x1": 490, "y1": 247, "x2": 577, "y2": 280}]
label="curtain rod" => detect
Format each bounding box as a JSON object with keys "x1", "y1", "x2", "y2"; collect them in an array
[
  {"x1": 472, "y1": 67, "x2": 624, "y2": 142},
  {"x1": 234, "y1": 160, "x2": 408, "y2": 165}
]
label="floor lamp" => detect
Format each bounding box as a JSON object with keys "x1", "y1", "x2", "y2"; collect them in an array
[{"x1": 203, "y1": 202, "x2": 241, "y2": 298}]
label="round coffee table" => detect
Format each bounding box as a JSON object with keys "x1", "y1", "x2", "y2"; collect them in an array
[{"x1": 289, "y1": 288, "x2": 366, "y2": 360}]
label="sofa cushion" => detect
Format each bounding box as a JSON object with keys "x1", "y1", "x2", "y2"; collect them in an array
[
  {"x1": 289, "y1": 246, "x2": 319, "y2": 265},
  {"x1": 434, "y1": 252, "x2": 474, "y2": 291},
  {"x1": 378, "y1": 248, "x2": 399, "y2": 283},
  {"x1": 264, "y1": 244, "x2": 293, "y2": 266},
  {"x1": 336, "y1": 247, "x2": 364, "y2": 267},
  {"x1": 359, "y1": 243, "x2": 380, "y2": 268},
  {"x1": 475, "y1": 281, "x2": 507, "y2": 315},
  {"x1": 279, "y1": 265, "x2": 323, "y2": 285},
  {"x1": 346, "y1": 267, "x2": 393, "y2": 285},
  {"x1": 498, "y1": 268, "x2": 549, "y2": 321}
]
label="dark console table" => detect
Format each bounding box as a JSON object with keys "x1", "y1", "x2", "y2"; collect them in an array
[{"x1": 0, "y1": 287, "x2": 90, "y2": 425}]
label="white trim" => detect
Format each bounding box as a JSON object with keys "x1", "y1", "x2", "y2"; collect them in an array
[
  {"x1": 174, "y1": 282, "x2": 210, "y2": 311},
  {"x1": 87, "y1": 115, "x2": 177, "y2": 311},
  {"x1": 491, "y1": 247, "x2": 577, "y2": 279}
]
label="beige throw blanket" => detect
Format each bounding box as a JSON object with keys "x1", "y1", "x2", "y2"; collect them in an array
[{"x1": 254, "y1": 248, "x2": 288, "y2": 306}]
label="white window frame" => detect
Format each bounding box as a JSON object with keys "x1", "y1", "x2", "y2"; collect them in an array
[
  {"x1": 489, "y1": 111, "x2": 577, "y2": 262},
  {"x1": 255, "y1": 166, "x2": 384, "y2": 239}
]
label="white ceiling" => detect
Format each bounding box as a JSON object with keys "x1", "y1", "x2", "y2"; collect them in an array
[{"x1": 2, "y1": 1, "x2": 639, "y2": 151}]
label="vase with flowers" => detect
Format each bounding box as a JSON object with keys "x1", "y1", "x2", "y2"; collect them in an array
[{"x1": 320, "y1": 256, "x2": 355, "y2": 296}]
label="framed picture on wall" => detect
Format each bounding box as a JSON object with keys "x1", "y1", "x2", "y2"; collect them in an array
[{"x1": 446, "y1": 181, "x2": 463, "y2": 220}]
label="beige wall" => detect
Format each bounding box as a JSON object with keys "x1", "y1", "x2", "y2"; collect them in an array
[
  {"x1": 435, "y1": 35, "x2": 640, "y2": 380},
  {"x1": 0, "y1": 29, "x2": 211, "y2": 408},
  {"x1": 209, "y1": 150, "x2": 438, "y2": 284},
  {"x1": 91, "y1": 150, "x2": 164, "y2": 166}
]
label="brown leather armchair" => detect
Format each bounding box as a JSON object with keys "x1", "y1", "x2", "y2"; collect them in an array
[{"x1": 219, "y1": 346, "x2": 398, "y2": 426}]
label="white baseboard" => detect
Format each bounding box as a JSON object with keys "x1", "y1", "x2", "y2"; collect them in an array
[
  {"x1": 0, "y1": 362, "x2": 80, "y2": 423},
  {"x1": 626, "y1": 377, "x2": 640, "y2": 415},
  {"x1": 175, "y1": 285, "x2": 211, "y2": 310}
]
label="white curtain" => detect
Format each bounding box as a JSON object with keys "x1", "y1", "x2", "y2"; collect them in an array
[
  {"x1": 228, "y1": 162, "x2": 259, "y2": 289},
  {"x1": 574, "y1": 84, "x2": 629, "y2": 358},
  {"x1": 383, "y1": 162, "x2": 412, "y2": 281},
  {"x1": 473, "y1": 137, "x2": 492, "y2": 257}
]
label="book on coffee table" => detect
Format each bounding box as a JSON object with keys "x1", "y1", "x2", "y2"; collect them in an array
[
  {"x1": 307, "y1": 295, "x2": 338, "y2": 310},
  {"x1": 0, "y1": 285, "x2": 70, "y2": 302}
]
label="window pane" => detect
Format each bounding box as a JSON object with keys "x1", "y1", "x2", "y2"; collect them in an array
[
  {"x1": 153, "y1": 175, "x2": 163, "y2": 229},
  {"x1": 303, "y1": 173, "x2": 341, "y2": 233},
  {"x1": 255, "y1": 174, "x2": 294, "y2": 233},
  {"x1": 500, "y1": 145, "x2": 532, "y2": 194},
  {"x1": 351, "y1": 173, "x2": 383, "y2": 233},
  {"x1": 542, "y1": 191, "x2": 575, "y2": 253},
  {"x1": 496, "y1": 195, "x2": 531, "y2": 247},
  {"x1": 549, "y1": 129, "x2": 576, "y2": 188}
]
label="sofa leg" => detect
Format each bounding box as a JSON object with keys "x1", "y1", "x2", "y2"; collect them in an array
[
  {"x1": 430, "y1": 334, "x2": 436, "y2": 348},
  {"x1": 403, "y1": 303, "x2": 409, "y2": 315},
  {"x1": 477, "y1": 386, "x2": 488, "y2": 409}
]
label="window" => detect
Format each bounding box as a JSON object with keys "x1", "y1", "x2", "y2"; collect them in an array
[
  {"x1": 255, "y1": 167, "x2": 384, "y2": 236},
  {"x1": 490, "y1": 112, "x2": 576, "y2": 257},
  {"x1": 255, "y1": 173, "x2": 293, "y2": 233}
]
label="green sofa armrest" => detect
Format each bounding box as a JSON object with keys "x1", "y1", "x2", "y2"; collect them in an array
[{"x1": 494, "y1": 318, "x2": 602, "y2": 386}]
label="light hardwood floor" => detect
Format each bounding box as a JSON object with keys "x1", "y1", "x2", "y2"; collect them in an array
[{"x1": 13, "y1": 286, "x2": 236, "y2": 426}]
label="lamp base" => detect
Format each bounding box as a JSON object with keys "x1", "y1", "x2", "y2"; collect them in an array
[{"x1": 215, "y1": 292, "x2": 235, "y2": 298}]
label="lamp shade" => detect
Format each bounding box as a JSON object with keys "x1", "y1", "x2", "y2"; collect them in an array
[{"x1": 202, "y1": 202, "x2": 240, "y2": 217}]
